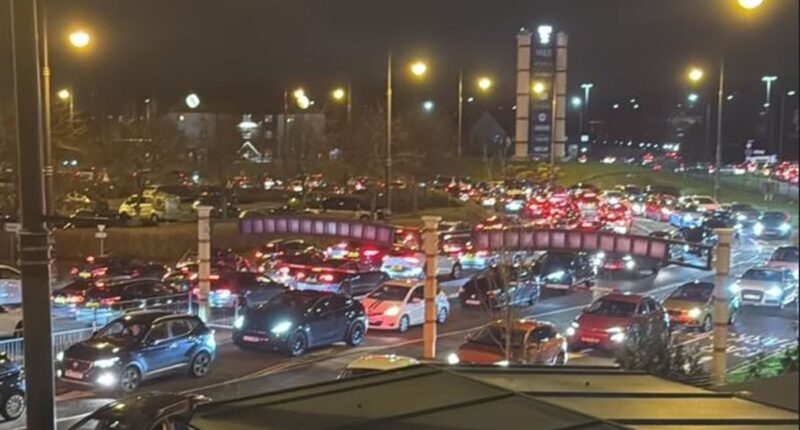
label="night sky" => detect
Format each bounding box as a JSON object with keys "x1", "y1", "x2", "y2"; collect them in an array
[{"x1": 1, "y1": 0, "x2": 798, "y2": 118}]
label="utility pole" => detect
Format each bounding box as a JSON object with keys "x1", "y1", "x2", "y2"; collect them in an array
[
  {"x1": 421, "y1": 216, "x2": 440, "y2": 360},
  {"x1": 714, "y1": 58, "x2": 725, "y2": 202},
  {"x1": 346, "y1": 81, "x2": 353, "y2": 125},
  {"x1": 385, "y1": 52, "x2": 393, "y2": 215},
  {"x1": 197, "y1": 206, "x2": 212, "y2": 322},
  {"x1": 11, "y1": 0, "x2": 57, "y2": 427},
  {"x1": 457, "y1": 69, "x2": 464, "y2": 157},
  {"x1": 711, "y1": 228, "x2": 734, "y2": 386},
  {"x1": 40, "y1": 4, "x2": 53, "y2": 217}
]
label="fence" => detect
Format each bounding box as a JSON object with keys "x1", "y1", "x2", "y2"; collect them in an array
[{"x1": 0, "y1": 291, "x2": 240, "y2": 368}]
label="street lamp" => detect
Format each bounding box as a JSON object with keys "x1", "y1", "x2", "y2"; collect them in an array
[
  {"x1": 687, "y1": 93, "x2": 700, "y2": 103},
  {"x1": 68, "y1": 30, "x2": 91, "y2": 49},
  {"x1": 761, "y1": 75, "x2": 777, "y2": 107},
  {"x1": 185, "y1": 93, "x2": 201, "y2": 109},
  {"x1": 410, "y1": 61, "x2": 428, "y2": 78},
  {"x1": 422, "y1": 100, "x2": 435, "y2": 112},
  {"x1": 738, "y1": 0, "x2": 765, "y2": 10},
  {"x1": 477, "y1": 77, "x2": 493, "y2": 92},
  {"x1": 531, "y1": 81, "x2": 546, "y2": 96},
  {"x1": 58, "y1": 88, "x2": 74, "y2": 123},
  {"x1": 57, "y1": 88, "x2": 70, "y2": 101},
  {"x1": 331, "y1": 87, "x2": 346, "y2": 101},
  {"x1": 571, "y1": 96, "x2": 582, "y2": 108},
  {"x1": 778, "y1": 89, "x2": 797, "y2": 159}
]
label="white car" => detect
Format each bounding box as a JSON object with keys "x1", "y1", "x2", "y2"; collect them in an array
[
  {"x1": 380, "y1": 250, "x2": 461, "y2": 280},
  {"x1": 679, "y1": 195, "x2": 719, "y2": 212},
  {"x1": 0, "y1": 266, "x2": 21, "y2": 306},
  {"x1": 0, "y1": 305, "x2": 23, "y2": 338},
  {"x1": 337, "y1": 354, "x2": 419, "y2": 379},
  {"x1": 767, "y1": 246, "x2": 799, "y2": 279},
  {"x1": 735, "y1": 266, "x2": 799, "y2": 308},
  {"x1": 362, "y1": 280, "x2": 449, "y2": 332}
]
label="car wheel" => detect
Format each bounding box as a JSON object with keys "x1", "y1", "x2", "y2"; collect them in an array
[
  {"x1": 702, "y1": 315, "x2": 712, "y2": 333},
  {"x1": 555, "y1": 351, "x2": 567, "y2": 366},
  {"x1": 0, "y1": 390, "x2": 25, "y2": 421},
  {"x1": 437, "y1": 307, "x2": 448, "y2": 324},
  {"x1": 190, "y1": 351, "x2": 212, "y2": 378},
  {"x1": 288, "y1": 331, "x2": 308, "y2": 357},
  {"x1": 451, "y1": 264, "x2": 463, "y2": 280},
  {"x1": 398, "y1": 315, "x2": 410, "y2": 333},
  {"x1": 119, "y1": 366, "x2": 142, "y2": 393},
  {"x1": 346, "y1": 323, "x2": 365, "y2": 346}
]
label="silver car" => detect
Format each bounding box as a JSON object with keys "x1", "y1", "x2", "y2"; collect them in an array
[{"x1": 734, "y1": 266, "x2": 798, "y2": 308}]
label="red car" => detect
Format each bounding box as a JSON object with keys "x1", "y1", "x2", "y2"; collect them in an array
[
  {"x1": 452, "y1": 319, "x2": 568, "y2": 366},
  {"x1": 598, "y1": 203, "x2": 632, "y2": 234},
  {"x1": 645, "y1": 195, "x2": 678, "y2": 222},
  {"x1": 567, "y1": 293, "x2": 669, "y2": 350}
]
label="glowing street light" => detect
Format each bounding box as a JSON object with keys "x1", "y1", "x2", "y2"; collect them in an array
[
  {"x1": 185, "y1": 93, "x2": 200, "y2": 109},
  {"x1": 738, "y1": 0, "x2": 764, "y2": 10},
  {"x1": 410, "y1": 61, "x2": 428, "y2": 77},
  {"x1": 422, "y1": 100, "x2": 435, "y2": 112},
  {"x1": 477, "y1": 77, "x2": 493, "y2": 92},
  {"x1": 687, "y1": 93, "x2": 700, "y2": 103},
  {"x1": 571, "y1": 96, "x2": 582, "y2": 108},
  {"x1": 531, "y1": 81, "x2": 546, "y2": 95},
  {"x1": 57, "y1": 88, "x2": 71, "y2": 101},
  {"x1": 68, "y1": 30, "x2": 91, "y2": 49},
  {"x1": 688, "y1": 67, "x2": 704, "y2": 83},
  {"x1": 293, "y1": 88, "x2": 306, "y2": 100},
  {"x1": 331, "y1": 87, "x2": 346, "y2": 101}
]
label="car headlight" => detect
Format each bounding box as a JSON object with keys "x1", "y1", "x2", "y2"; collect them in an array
[
  {"x1": 754, "y1": 222, "x2": 764, "y2": 235},
  {"x1": 547, "y1": 270, "x2": 566, "y2": 280},
  {"x1": 484, "y1": 198, "x2": 496, "y2": 206},
  {"x1": 606, "y1": 326, "x2": 624, "y2": 334},
  {"x1": 384, "y1": 306, "x2": 401, "y2": 317},
  {"x1": 610, "y1": 332, "x2": 626, "y2": 343},
  {"x1": 729, "y1": 283, "x2": 741, "y2": 294},
  {"x1": 56, "y1": 351, "x2": 64, "y2": 362},
  {"x1": 566, "y1": 327, "x2": 576, "y2": 336},
  {"x1": 766, "y1": 286, "x2": 783, "y2": 297},
  {"x1": 736, "y1": 214, "x2": 746, "y2": 221},
  {"x1": 96, "y1": 372, "x2": 117, "y2": 387},
  {"x1": 234, "y1": 315, "x2": 244, "y2": 329},
  {"x1": 270, "y1": 321, "x2": 293, "y2": 334},
  {"x1": 624, "y1": 258, "x2": 636, "y2": 271},
  {"x1": 447, "y1": 353, "x2": 460, "y2": 365},
  {"x1": 493, "y1": 360, "x2": 510, "y2": 367},
  {"x1": 94, "y1": 357, "x2": 120, "y2": 368},
  {"x1": 779, "y1": 223, "x2": 791, "y2": 232},
  {"x1": 688, "y1": 308, "x2": 702, "y2": 319}
]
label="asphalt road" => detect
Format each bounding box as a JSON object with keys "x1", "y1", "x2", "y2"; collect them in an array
[{"x1": 1, "y1": 218, "x2": 797, "y2": 430}]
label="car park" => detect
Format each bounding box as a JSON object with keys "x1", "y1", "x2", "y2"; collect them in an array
[
  {"x1": 567, "y1": 293, "x2": 669, "y2": 350},
  {"x1": 662, "y1": 281, "x2": 739, "y2": 331},
  {"x1": 233, "y1": 291, "x2": 366, "y2": 357},
  {"x1": 735, "y1": 267, "x2": 798, "y2": 308},
  {"x1": 451, "y1": 319, "x2": 567, "y2": 366},
  {"x1": 362, "y1": 280, "x2": 449, "y2": 332},
  {"x1": 58, "y1": 311, "x2": 216, "y2": 393}
]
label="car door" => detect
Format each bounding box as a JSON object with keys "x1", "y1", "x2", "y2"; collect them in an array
[
  {"x1": 307, "y1": 298, "x2": 338, "y2": 346},
  {"x1": 328, "y1": 296, "x2": 353, "y2": 340},
  {"x1": 407, "y1": 286, "x2": 425, "y2": 325},
  {"x1": 141, "y1": 320, "x2": 174, "y2": 373},
  {"x1": 166, "y1": 318, "x2": 198, "y2": 367}
]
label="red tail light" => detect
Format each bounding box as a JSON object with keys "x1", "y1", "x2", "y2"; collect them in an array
[
  {"x1": 296, "y1": 272, "x2": 306, "y2": 280},
  {"x1": 181, "y1": 266, "x2": 190, "y2": 274},
  {"x1": 319, "y1": 274, "x2": 335, "y2": 283},
  {"x1": 86, "y1": 256, "x2": 95, "y2": 264},
  {"x1": 209, "y1": 274, "x2": 220, "y2": 280},
  {"x1": 70, "y1": 268, "x2": 79, "y2": 275},
  {"x1": 91, "y1": 268, "x2": 107, "y2": 277},
  {"x1": 101, "y1": 296, "x2": 121, "y2": 306},
  {"x1": 362, "y1": 249, "x2": 380, "y2": 257},
  {"x1": 278, "y1": 266, "x2": 290, "y2": 275}
]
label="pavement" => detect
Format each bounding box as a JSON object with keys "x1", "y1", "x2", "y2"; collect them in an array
[{"x1": 1, "y1": 217, "x2": 797, "y2": 429}]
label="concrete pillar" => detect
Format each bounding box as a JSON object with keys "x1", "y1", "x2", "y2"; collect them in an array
[
  {"x1": 421, "y1": 216, "x2": 441, "y2": 360},
  {"x1": 514, "y1": 30, "x2": 532, "y2": 159},
  {"x1": 553, "y1": 31, "x2": 568, "y2": 160},
  {"x1": 197, "y1": 206, "x2": 212, "y2": 322},
  {"x1": 712, "y1": 228, "x2": 734, "y2": 386}
]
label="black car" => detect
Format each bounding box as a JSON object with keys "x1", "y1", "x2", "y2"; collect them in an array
[
  {"x1": 727, "y1": 202, "x2": 760, "y2": 228},
  {"x1": 70, "y1": 255, "x2": 168, "y2": 281},
  {"x1": 206, "y1": 271, "x2": 288, "y2": 308},
  {"x1": 81, "y1": 278, "x2": 181, "y2": 310},
  {"x1": 58, "y1": 311, "x2": 216, "y2": 393},
  {"x1": 68, "y1": 392, "x2": 207, "y2": 430},
  {"x1": 531, "y1": 251, "x2": 597, "y2": 292},
  {"x1": 0, "y1": 353, "x2": 25, "y2": 421},
  {"x1": 754, "y1": 211, "x2": 793, "y2": 239},
  {"x1": 680, "y1": 226, "x2": 719, "y2": 256},
  {"x1": 293, "y1": 260, "x2": 390, "y2": 297},
  {"x1": 703, "y1": 210, "x2": 737, "y2": 230},
  {"x1": 255, "y1": 239, "x2": 320, "y2": 268},
  {"x1": 233, "y1": 291, "x2": 366, "y2": 357},
  {"x1": 459, "y1": 265, "x2": 540, "y2": 309}
]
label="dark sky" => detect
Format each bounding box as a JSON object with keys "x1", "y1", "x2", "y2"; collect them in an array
[{"x1": 1, "y1": 0, "x2": 798, "y2": 116}]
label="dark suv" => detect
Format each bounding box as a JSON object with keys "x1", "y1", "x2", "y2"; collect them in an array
[
  {"x1": 58, "y1": 311, "x2": 216, "y2": 393},
  {"x1": 459, "y1": 265, "x2": 540, "y2": 309},
  {"x1": 233, "y1": 291, "x2": 366, "y2": 356}
]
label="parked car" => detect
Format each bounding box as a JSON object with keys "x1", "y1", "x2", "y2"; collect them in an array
[
  {"x1": 735, "y1": 267, "x2": 798, "y2": 308},
  {"x1": 531, "y1": 251, "x2": 597, "y2": 291},
  {"x1": 0, "y1": 265, "x2": 20, "y2": 306},
  {"x1": 337, "y1": 355, "x2": 419, "y2": 379},
  {"x1": 305, "y1": 196, "x2": 376, "y2": 220},
  {"x1": 0, "y1": 353, "x2": 25, "y2": 420},
  {"x1": 458, "y1": 266, "x2": 540, "y2": 308},
  {"x1": 232, "y1": 291, "x2": 366, "y2": 357},
  {"x1": 451, "y1": 319, "x2": 567, "y2": 366},
  {"x1": 767, "y1": 246, "x2": 799, "y2": 279},
  {"x1": 567, "y1": 293, "x2": 669, "y2": 350},
  {"x1": 67, "y1": 392, "x2": 207, "y2": 430},
  {"x1": 362, "y1": 280, "x2": 449, "y2": 332},
  {"x1": 293, "y1": 260, "x2": 389, "y2": 297},
  {"x1": 58, "y1": 311, "x2": 216, "y2": 393},
  {"x1": 662, "y1": 281, "x2": 740, "y2": 331},
  {"x1": 118, "y1": 195, "x2": 165, "y2": 222}
]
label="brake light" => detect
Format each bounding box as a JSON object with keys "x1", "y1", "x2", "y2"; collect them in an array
[
  {"x1": 296, "y1": 272, "x2": 306, "y2": 280},
  {"x1": 86, "y1": 256, "x2": 95, "y2": 264},
  {"x1": 67, "y1": 295, "x2": 85, "y2": 304},
  {"x1": 181, "y1": 266, "x2": 190, "y2": 274},
  {"x1": 362, "y1": 249, "x2": 380, "y2": 257},
  {"x1": 320, "y1": 274, "x2": 335, "y2": 283},
  {"x1": 209, "y1": 274, "x2": 220, "y2": 281},
  {"x1": 278, "y1": 266, "x2": 290, "y2": 275},
  {"x1": 215, "y1": 289, "x2": 232, "y2": 297},
  {"x1": 70, "y1": 267, "x2": 79, "y2": 275},
  {"x1": 255, "y1": 251, "x2": 264, "y2": 259},
  {"x1": 91, "y1": 268, "x2": 107, "y2": 277},
  {"x1": 101, "y1": 296, "x2": 121, "y2": 306}
]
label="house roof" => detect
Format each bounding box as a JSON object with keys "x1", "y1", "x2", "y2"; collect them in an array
[{"x1": 189, "y1": 365, "x2": 799, "y2": 430}]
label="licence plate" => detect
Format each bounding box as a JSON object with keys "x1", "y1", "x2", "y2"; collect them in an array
[
  {"x1": 64, "y1": 370, "x2": 84, "y2": 380},
  {"x1": 242, "y1": 335, "x2": 263, "y2": 343},
  {"x1": 79, "y1": 272, "x2": 91, "y2": 279},
  {"x1": 743, "y1": 294, "x2": 760, "y2": 300},
  {"x1": 465, "y1": 299, "x2": 481, "y2": 305},
  {"x1": 581, "y1": 337, "x2": 600, "y2": 344}
]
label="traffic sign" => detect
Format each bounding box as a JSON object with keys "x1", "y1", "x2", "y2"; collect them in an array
[
  {"x1": 3, "y1": 223, "x2": 21, "y2": 233},
  {"x1": 95, "y1": 232, "x2": 108, "y2": 239}
]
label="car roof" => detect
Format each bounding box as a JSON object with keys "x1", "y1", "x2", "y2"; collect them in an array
[
  {"x1": 119, "y1": 310, "x2": 175, "y2": 325},
  {"x1": 599, "y1": 293, "x2": 645, "y2": 304},
  {"x1": 745, "y1": 266, "x2": 784, "y2": 273},
  {"x1": 345, "y1": 355, "x2": 420, "y2": 371}
]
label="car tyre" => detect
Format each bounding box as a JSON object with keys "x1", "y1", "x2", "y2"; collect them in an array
[
  {"x1": 119, "y1": 365, "x2": 142, "y2": 394},
  {"x1": 0, "y1": 390, "x2": 25, "y2": 421},
  {"x1": 346, "y1": 323, "x2": 365, "y2": 346},
  {"x1": 701, "y1": 315, "x2": 712, "y2": 333},
  {"x1": 287, "y1": 331, "x2": 309, "y2": 357},
  {"x1": 437, "y1": 307, "x2": 448, "y2": 324},
  {"x1": 190, "y1": 351, "x2": 212, "y2": 378},
  {"x1": 555, "y1": 351, "x2": 567, "y2": 366},
  {"x1": 451, "y1": 264, "x2": 463, "y2": 280},
  {"x1": 398, "y1": 315, "x2": 410, "y2": 333}
]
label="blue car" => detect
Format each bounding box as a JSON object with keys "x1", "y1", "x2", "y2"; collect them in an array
[{"x1": 58, "y1": 311, "x2": 216, "y2": 393}]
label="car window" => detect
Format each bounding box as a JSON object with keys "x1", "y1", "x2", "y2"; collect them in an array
[
  {"x1": 637, "y1": 300, "x2": 651, "y2": 314},
  {"x1": 312, "y1": 298, "x2": 333, "y2": 315},
  {"x1": 169, "y1": 319, "x2": 195, "y2": 338},
  {"x1": 147, "y1": 321, "x2": 171, "y2": 342},
  {"x1": 329, "y1": 296, "x2": 350, "y2": 310},
  {"x1": 410, "y1": 287, "x2": 424, "y2": 301},
  {"x1": 0, "y1": 268, "x2": 19, "y2": 280}
]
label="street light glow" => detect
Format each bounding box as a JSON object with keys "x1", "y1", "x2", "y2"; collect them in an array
[
  {"x1": 788, "y1": 90, "x2": 797, "y2": 96},
  {"x1": 687, "y1": 93, "x2": 699, "y2": 103},
  {"x1": 293, "y1": 88, "x2": 306, "y2": 99},
  {"x1": 738, "y1": 0, "x2": 765, "y2": 10},
  {"x1": 331, "y1": 87, "x2": 346, "y2": 101},
  {"x1": 477, "y1": 77, "x2": 493, "y2": 91},
  {"x1": 531, "y1": 81, "x2": 546, "y2": 95},
  {"x1": 410, "y1": 61, "x2": 428, "y2": 77},
  {"x1": 68, "y1": 30, "x2": 91, "y2": 49},
  {"x1": 422, "y1": 100, "x2": 435, "y2": 112},
  {"x1": 612, "y1": 103, "x2": 620, "y2": 110},
  {"x1": 185, "y1": 93, "x2": 200, "y2": 109},
  {"x1": 571, "y1": 96, "x2": 582, "y2": 108},
  {"x1": 762, "y1": 75, "x2": 777, "y2": 83},
  {"x1": 688, "y1": 67, "x2": 704, "y2": 83},
  {"x1": 580, "y1": 83, "x2": 594, "y2": 90},
  {"x1": 57, "y1": 89, "x2": 71, "y2": 101}
]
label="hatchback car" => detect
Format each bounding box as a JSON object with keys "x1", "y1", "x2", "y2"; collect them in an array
[
  {"x1": 232, "y1": 291, "x2": 366, "y2": 357},
  {"x1": 531, "y1": 251, "x2": 597, "y2": 291},
  {"x1": 452, "y1": 319, "x2": 567, "y2": 366},
  {"x1": 662, "y1": 281, "x2": 740, "y2": 331},
  {"x1": 293, "y1": 260, "x2": 389, "y2": 297},
  {"x1": 58, "y1": 311, "x2": 216, "y2": 393},
  {"x1": 567, "y1": 293, "x2": 669, "y2": 350},
  {"x1": 362, "y1": 280, "x2": 449, "y2": 332}
]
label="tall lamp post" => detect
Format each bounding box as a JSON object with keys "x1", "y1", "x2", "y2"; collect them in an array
[
  {"x1": 761, "y1": 75, "x2": 778, "y2": 152},
  {"x1": 580, "y1": 82, "x2": 593, "y2": 133},
  {"x1": 778, "y1": 90, "x2": 797, "y2": 159},
  {"x1": 457, "y1": 75, "x2": 493, "y2": 157}
]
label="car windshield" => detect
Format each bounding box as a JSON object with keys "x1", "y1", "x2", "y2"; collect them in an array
[
  {"x1": 585, "y1": 298, "x2": 637, "y2": 318},
  {"x1": 469, "y1": 325, "x2": 526, "y2": 348},
  {"x1": 773, "y1": 248, "x2": 799, "y2": 263},
  {"x1": 761, "y1": 212, "x2": 787, "y2": 223},
  {"x1": 367, "y1": 285, "x2": 410, "y2": 301},
  {"x1": 670, "y1": 283, "x2": 714, "y2": 301},
  {"x1": 742, "y1": 269, "x2": 782, "y2": 282},
  {"x1": 94, "y1": 320, "x2": 149, "y2": 342}
]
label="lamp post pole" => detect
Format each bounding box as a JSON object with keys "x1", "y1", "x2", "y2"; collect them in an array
[
  {"x1": 41, "y1": 5, "x2": 54, "y2": 217},
  {"x1": 386, "y1": 52, "x2": 393, "y2": 215},
  {"x1": 457, "y1": 69, "x2": 464, "y2": 157},
  {"x1": 714, "y1": 58, "x2": 725, "y2": 202}
]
